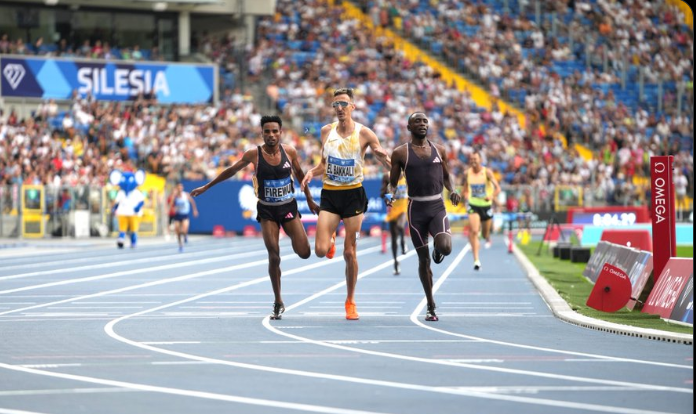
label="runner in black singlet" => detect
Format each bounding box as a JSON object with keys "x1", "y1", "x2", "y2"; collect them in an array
[
  {"x1": 191, "y1": 115, "x2": 320, "y2": 320},
  {"x1": 385, "y1": 112, "x2": 461, "y2": 322}
]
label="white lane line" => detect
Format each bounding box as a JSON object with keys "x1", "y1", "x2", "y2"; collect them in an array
[
  {"x1": 439, "y1": 307, "x2": 536, "y2": 310},
  {"x1": 0, "y1": 238, "x2": 256, "y2": 272},
  {"x1": 0, "y1": 244, "x2": 250, "y2": 280},
  {"x1": 440, "y1": 386, "x2": 651, "y2": 393},
  {"x1": 195, "y1": 302, "x2": 270, "y2": 304},
  {"x1": 47, "y1": 307, "x2": 144, "y2": 309},
  {"x1": 102, "y1": 242, "x2": 688, "y2": 414},
  {"x1": 442, "y1": 302, "x2": 533, "y2": 305},
  {"x1": 0, "y1": 363, "x2": 394, "y2": 414},
  {"x1": 261, "y1": 247, "x2": 692, "y2": 395},
  {"x1": 0, "y1": 408, "x2": 52, "y2": 414},
  {"x1": 20, "y1": 364, "x2": 83, "y2": 368},
  {"x1": 22, "y1": 313, "x2": 113, "y2": 317},
  {"x1": 253, "y1": 340, "x2": 476, "y2": 344},
  {"x1": 0, "y1": 247, "x2": 318, "y2": 316},
  {"x1": 0, "y1": 387, "x2": 133, "y2": 397},
  {"x1": 71, "y1": 302, "x2": 162, "y2": 304},
  {"x1": 408, "y1": 247, "x2": 693, "y2": 371},
  {"x1": 431, "y1": 313, "x2": 539, "y2": 317},
  {"x1": 178, "y1": 306, "x2": 268, "y2": 309},
  {"x1": 150, "y1": 361, "x2": 212, "y2": 366},
  {"x1": 0, "y1": 247, "x2": 395, "y2": 414},
  {"x1": 319, "y1": 301, "x2": 405, "y2": 304},
  {"x1": 141, "y1": 342, "x2": 202, "y2": 345},
  {"x1": 308, "y1": 306, "x2": 403, "y2": 309},
  {"x1": 0, "y1": 249, "x2": 270, "y2": 294},
  {"x1": 6, "y1": 242, "x2": 687, "y2": 414}
]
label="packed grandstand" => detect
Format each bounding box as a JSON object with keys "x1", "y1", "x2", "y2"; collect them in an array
[{"x1": 0, "y1": 0, "x2": 692, "y2": 217}]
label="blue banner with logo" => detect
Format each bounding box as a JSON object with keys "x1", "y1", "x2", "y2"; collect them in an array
[
  {"x1": 184, "y1": 179, "x2": 387, "y2": 234},
  {"x1": 1, "y1": 55, "x2": 216, "y2": 104}
]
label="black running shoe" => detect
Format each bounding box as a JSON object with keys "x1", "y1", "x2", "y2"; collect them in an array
[
  {"x1": 425, "y1": 305, "x2": 439, "y2": 322},
  {"x1": 270, "y1": 302, "x2": 285, "y2": 320},
  {"x1": 394, "y1": 261, "x2": 400, "y2": 275},
  {"x1": 432, "y1": 249, "x2": 444, "y2": 264}
]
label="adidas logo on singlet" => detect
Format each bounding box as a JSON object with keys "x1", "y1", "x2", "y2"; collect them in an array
[
  {"x1": 282, "y1": 161, "x2": 291, "y2": 169},
  {"x1": 433, "y1": 157, "x2": 441, "y2": 163}
]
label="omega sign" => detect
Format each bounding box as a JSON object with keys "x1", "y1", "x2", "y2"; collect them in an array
[
  {"x1": 650, "y1": 156, "x2": 675, "y2": 282},
  {"x1": 652, "y1": 161, "x2": 669, "y2": 224}
]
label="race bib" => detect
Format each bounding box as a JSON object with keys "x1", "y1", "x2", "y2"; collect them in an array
[
  {"x1": 327, "y1": 156, "x2": 355, "y2": 183},
  {"x1": 264, "y1": 177, "x2": 293, "y2": 203},
  {"x1": 470, "y1": 183, "x2": 487, "y2": 198}
]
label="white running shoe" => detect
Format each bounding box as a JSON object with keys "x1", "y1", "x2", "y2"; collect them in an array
[
  {"x1": 484, "y1": 240, "x2": 492, "y2": 249},
  {"x1": 474, "y1": 260, "x2": 482, "y2": 271}
]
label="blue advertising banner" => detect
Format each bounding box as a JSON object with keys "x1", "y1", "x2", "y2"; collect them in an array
[
  {"x1": 184, "y1": 179, "x2": 387, "y2": 234},
  {"x1": 1, "y1": 55, "x2": 216, "y2": 104}
]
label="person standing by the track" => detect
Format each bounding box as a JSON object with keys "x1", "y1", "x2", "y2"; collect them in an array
[
  {"x1": 385, "y1": 112, "x2": 461, "y2": 322},
  {"x1": 462, "y1": 150, "x2": 501, "y2": 271},
  {"x1": 300, "y1": 87, "x2": 391, "y2": 321},
  {"x1": 190, "y1": 115, "x2": 320, "y2": 320}
]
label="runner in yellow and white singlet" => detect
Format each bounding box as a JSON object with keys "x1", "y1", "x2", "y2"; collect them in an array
[
  {"x1": 381, "y1": 173, "x2": 408, "y2": 275},
  {"x1": 301, "y1": 87, "x2": 391, "y2": 321},
  {"x1": 462, "y1": 151, "x2": 501, "y2": 271}
]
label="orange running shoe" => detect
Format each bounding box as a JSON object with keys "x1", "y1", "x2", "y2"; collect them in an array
[
  {"x1": 326, "y1": 232, "x2": 337, "y2": 259},
  {"x1": 345, "y1": 300, "x2": 359, "y2": 320}
]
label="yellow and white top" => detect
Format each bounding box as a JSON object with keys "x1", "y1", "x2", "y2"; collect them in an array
[
  {"x1": 467, "y1": 167, "x2": 493, "y2": 207},
  {"x1": 322, "y1": 122, "x2": 364, "y2": 190},
  {"x1": 386, "y1": 176, "x2": 408, "y2": 221}
]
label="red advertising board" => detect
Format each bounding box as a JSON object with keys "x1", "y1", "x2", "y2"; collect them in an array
[
  {"x1": 650, "y1": 156, "x2": 676, "y2": 281},
  {"x1": 642, "y1": 258, "x2": 693, "y2": 319},
  {"x1": 586, "y1": 263, "x2": 632, "y2": 312},
  {"x1": 600, "y1": 229, "x2": 653, "y2": 252}
]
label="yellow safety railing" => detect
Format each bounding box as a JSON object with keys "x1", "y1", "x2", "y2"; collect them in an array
[
  {"x1": 339, "y1": 1, "x2": 527, "y2": 130},
  {"x1": 667, "y1": 0, "x2": 693, "y2": 28}
]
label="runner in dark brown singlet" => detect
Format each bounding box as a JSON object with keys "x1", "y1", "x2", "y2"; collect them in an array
[{"x1": 384, "y1": 112, "x2": 461, "y2": 321}]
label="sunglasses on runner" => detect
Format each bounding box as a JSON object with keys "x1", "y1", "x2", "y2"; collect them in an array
[{"x1": 331, "y1": 101, "x2": 351, "y2": 109}]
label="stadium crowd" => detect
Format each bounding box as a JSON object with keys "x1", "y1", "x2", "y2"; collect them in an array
[
  {"x1": 357, "y1": 0, "x2": 693, "y2": 198},
  {"x1": 0, "y1": 0, "x2": 693, "y2": 214}
]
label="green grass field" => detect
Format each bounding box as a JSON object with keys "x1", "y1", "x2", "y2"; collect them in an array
[{"x1": 518, "y1": 242, "x2": 694, "y2": 335}]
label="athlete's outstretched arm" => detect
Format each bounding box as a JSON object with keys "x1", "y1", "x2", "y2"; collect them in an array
[
  {"x1": 301, "y1": 124, "x2": 331, "y2": 191},
  {"x1": 286, "y1": 144, "x2": 320, "y2": 214},
  {"x1": 190, "y1": 150, "x2": 255, "y2": 197},
  {"x1": 362, "y1": 127, "x2": 391, "y2": 170},
  {"x1": 380, "y1": 174, "x2": 390, "y2": 199},
  {"x1": 385, "y1": 146, "x2": 406, "y2": 206},
  {"x1": 486, "y1": 167, "x2": 502, "y2": 203},
  {"x1": 461, "y1": 166, "x2": 470, "y2": 205}
]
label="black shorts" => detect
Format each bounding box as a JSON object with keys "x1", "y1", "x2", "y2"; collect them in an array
[
  {"x1": 407, "y1": 198, "x2": 450, "y2": 250},
  {"x1": 172, "y1": 213, "x2": 190, "y2": 222},
  {"x1": 468, "y1": 204, "x2": 494, "y2": 221},
  {"x1": 320, "y1": 186, "x2": 368, "y2": 219},
  {"x1": 256, "y1": 199, "x2": 301, "y2": 224}
]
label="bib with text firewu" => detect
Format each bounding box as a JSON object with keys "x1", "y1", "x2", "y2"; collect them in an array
[
  {"x1": 327, "y1": 156, "x2": 356, "y2": 183},
  {"x1": 264, "y1": 177, "x2": 294, "y2": 203}
]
